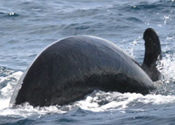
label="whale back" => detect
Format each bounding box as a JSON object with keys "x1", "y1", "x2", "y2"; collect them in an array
[{"x1": 10, "y1": 36, "x2": 155, "y2": 107}]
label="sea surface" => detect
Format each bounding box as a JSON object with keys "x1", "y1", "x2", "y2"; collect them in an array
[{"x1": 0, "y1": 0, "x2": 175, "y2": 125}]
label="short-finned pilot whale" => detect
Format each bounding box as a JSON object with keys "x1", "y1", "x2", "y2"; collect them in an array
[{"x1": 10, "y1": 28, "x2": 161, "y2": 107}]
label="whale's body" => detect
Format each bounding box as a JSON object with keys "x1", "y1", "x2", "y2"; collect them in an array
[{"x1": 10, "y1": 35, "x2": 156, "y2": 107}]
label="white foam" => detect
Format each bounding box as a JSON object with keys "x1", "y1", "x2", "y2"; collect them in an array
[
  {"x1": 0, "y1": 71, "x2": 23, "y2": 98},
  {"x1": 157, "y1": 53, "x2": 175, "y2": 83},
  {"x1": 0, "y1": 71, "x2": 23, "y2": 114},
  {"x1": 0, "y1": 103, "x2": 66, "y2": 117},
  {"x1": 75, "y1": 91, "x2": 175, "y2": 112},
  {"x1": 0, "y1": 90, "x2": 175, "y2": 117}
]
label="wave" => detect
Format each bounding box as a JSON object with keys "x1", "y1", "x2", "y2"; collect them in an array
[{"x1": 1, "y1": 90, "x2": 175, "y2": 118}]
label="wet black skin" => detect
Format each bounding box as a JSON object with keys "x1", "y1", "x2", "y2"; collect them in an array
[
  {"x1": 10, "y1": 28, "x2": 160, "y2": 107},
  {"x1": 141, "y1": 28, "x2": 162, "y2": 81}
]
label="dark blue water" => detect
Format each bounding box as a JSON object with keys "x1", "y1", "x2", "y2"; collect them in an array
[{"x1": 1, "y1": 0, "x2": 175, "y2": 124}]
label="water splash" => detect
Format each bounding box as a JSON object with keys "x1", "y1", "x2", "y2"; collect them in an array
[
  {"x1": 75, "y1": 91, "x2": 175, "y2": 112},
  {"x1": 0, "y1": 71, "x2": 22, "y2": 98},
  {"x1": 157, "y1": 53, "x2": 175, "y2": 83}
]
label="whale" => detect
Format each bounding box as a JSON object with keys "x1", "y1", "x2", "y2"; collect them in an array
[{"x1": 10, "y1": 28, "x2": 161, "y2": 107}]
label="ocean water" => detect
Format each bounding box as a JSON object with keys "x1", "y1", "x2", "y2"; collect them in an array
[{"x1": 1, "y1": 0, "x2": 175, "y2": 124}]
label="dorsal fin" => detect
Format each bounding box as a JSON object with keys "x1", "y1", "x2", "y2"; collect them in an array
[{"x1": 141, "y1": 28, "x2": 162, "y2": 81}]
